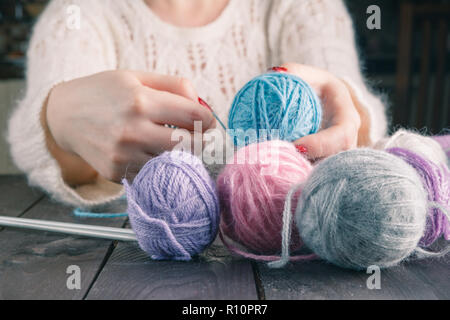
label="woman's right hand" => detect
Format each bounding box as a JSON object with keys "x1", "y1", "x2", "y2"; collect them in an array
[{"x1": 45, "y1": 70, "x2": 216, "y2": 184}]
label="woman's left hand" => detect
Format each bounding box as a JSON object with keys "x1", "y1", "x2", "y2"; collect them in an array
[{"x1": 273, "y1": 63, "x2": 362, "y2": 161}]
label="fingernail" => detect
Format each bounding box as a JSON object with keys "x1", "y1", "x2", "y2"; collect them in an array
[
  {"x1": 268, "y1": 66, "x2": 288, "y2": 73},
  {"x1": 198, "y1": 97, "x2": 212, "y2": 111},
  {"x1": 295, "y1": 145, "x2": 308, "y2": 154}
]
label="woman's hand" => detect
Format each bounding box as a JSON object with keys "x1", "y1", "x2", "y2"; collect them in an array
[
  {"x1": 274, "y1": 63, "x2": 362, "y2": 160},
  {"x1": 44, "y1": 70, "x2": 216, "y2": 184}
]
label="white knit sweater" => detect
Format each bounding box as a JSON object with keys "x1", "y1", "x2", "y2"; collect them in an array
[{"x1": 8, "y1": 0, "x2": 388, "y2": 208}]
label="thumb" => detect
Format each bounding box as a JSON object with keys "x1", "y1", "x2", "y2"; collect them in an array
[{"x1": 294, "y1": 125, "x2": 357, "y2": 160}]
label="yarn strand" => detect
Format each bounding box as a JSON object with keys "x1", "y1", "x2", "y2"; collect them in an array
[
  {"x1": 429, "y1": 201, "x2": 450, "y2": 221},
  {"x1": 268, "y1": 183, "x2": 305, "y2": 268},
  {"x1": 219, "y1": 225, "x2": 317, "y2": 262},
  {"x1": 415, "y1": 202, "x2": 450, "y2": 259},
  {"x1": 73, "y1": 208, "x2": 128, "y2": 218},
  {"x1": 415, "y1": 246, "x2": 450, "y2": 259}
]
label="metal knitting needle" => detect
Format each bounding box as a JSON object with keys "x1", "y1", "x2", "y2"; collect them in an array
[
  {"x1": 211, "y1": 112, "x2": 227, "y2": 131},
  {"x1": 198, "y1": 98, "x2": 227, "y2": 131},
  {"x1": 0, "y1": 216, "x2": 137, "y2": 242},
  {"x1": 0, "y1": 216, "x2": 134, "y2": 234}
]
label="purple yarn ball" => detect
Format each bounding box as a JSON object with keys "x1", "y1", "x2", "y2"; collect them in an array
[
  {"x1": 387, "y1": 148, "x2": 450, "y2": 247},
  {"x1": 123, "y1": 151, "x2": 220, "y2": 261}
]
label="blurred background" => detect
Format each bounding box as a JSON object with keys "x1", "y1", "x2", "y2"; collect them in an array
[{"x1": 0, "y1": 0, "x2": 449, "y2": 174}]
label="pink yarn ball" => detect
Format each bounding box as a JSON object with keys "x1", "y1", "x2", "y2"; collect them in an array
[{"x1": 217, "y1": 140, "x2": 313, "y2": 257}]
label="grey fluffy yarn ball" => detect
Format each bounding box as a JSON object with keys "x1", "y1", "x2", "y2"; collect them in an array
[{"x1": 296, "y1": 149, "x2": 428, "y2": 270}]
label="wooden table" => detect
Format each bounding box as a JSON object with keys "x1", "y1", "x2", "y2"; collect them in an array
[{"x1": 0, "y1": 175, "x2": 448, "y2": 300}]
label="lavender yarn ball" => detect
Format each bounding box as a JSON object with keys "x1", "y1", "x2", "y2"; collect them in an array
[
  {"x1": 228, "y1": 72, "x2": 322, "y2": 147},
  {"x1": 123, "y1": 151, "x2": 220, "y2": 261},
  {"x1": 387, "y1": 148, "x2": 450, "y2": 247},
  {"x1": 296, "y1": 149, "x2": 428, "y2": 270},
  {"x1": 375, "y1": 129, "x2": 448, "y2": 167}
]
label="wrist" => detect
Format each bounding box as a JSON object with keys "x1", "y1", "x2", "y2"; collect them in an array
[
  {"x1": 46, "y1": 83, "x2": 74, "y2": 154},
  {"x1": 41, "y1": 86, "x2": 98, "y2": 186}
]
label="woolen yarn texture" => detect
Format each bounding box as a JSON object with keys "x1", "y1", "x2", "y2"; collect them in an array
[
  {"x1": 375, "y1": 129, "x2": 448, "y2": 167},
  {"x1": 217, "y1": 140, "x2": 313, "y2": 257},
  {"x1": 123, "y1": 151, "x2": 220, "y2": 261},
  {"x1": 433, "y1": 135, "x2": 450, "y2": 164},
  {"x1": 228, "y1": 72, "x2": 322, "y2": 147},
  {"x1": 295, "y1": 149, "x2": 428, "y2": 270},
  {"x1": 387, "y1": 148, "x2": 450, "y2": 247}
]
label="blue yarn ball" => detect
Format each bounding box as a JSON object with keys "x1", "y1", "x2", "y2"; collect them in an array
[
  {"x1": 123, "y1": 151, "x2": 220, "y2": 261},
  {"x1": 228, "y1": 72, "x2": 322, "y2": 147}
]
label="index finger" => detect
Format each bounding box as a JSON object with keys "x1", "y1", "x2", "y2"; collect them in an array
[
  {"x1": 136, "y1": 86, "x2": 216, "y2": 132},
  {"x1": 131, "y1": 71, "x2": 198, "y2": 102}
]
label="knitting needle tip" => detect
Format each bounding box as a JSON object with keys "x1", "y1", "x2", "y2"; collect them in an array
[{"x1": 198, "y1": 97, "x2": 227, "y2": 131}]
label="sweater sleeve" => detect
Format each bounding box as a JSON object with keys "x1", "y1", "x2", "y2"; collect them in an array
[
  {"x1": 269, "y1": 0, "x2": 388, "y2": 145},
  {"x1": 7, "y1": 0, "x2": 123, "y2": 208}
]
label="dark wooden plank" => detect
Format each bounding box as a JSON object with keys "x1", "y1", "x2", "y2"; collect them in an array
[
  {"x1": 0, "y1": 175, "x2": 44, "y2": 217},
  {"x1": 395, "y1": 2, "x2": 414, "y2": 127},
  {"x1": 0, "y1": 196, "x2": 127, "y2": 300},
  {"x1": 86, "y1": 237, "x2": 258, "y2": 300},
  {"x1": 405, "y1": 256, "x2": 450, "y2": 300},
  {"x1": 416, "y1": 19, "x2": 431, "y2": 129},
  {"x1": 256, "y1": 254, "x2": 450, "y2": 300}
]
